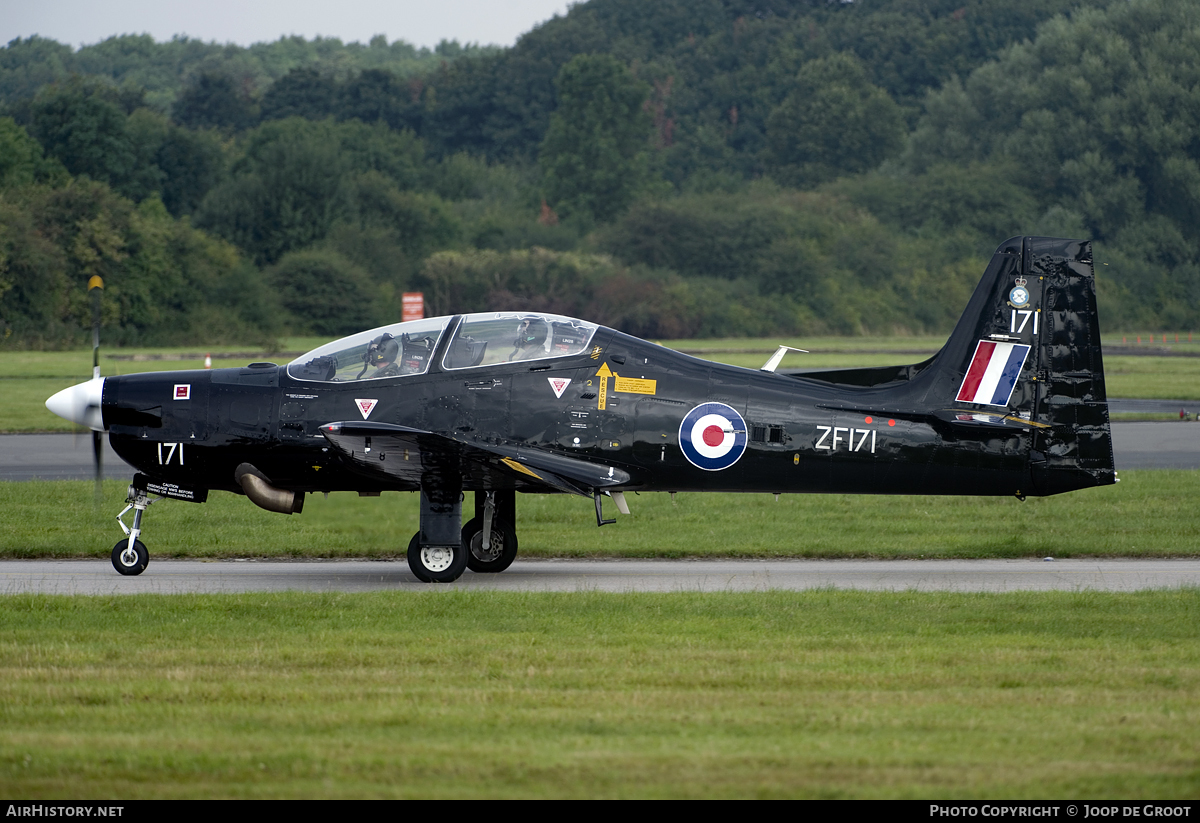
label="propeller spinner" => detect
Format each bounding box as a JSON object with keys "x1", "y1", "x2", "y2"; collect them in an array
[{"x1": 45, "y1": 377, "x2": 106, "y2": 430}]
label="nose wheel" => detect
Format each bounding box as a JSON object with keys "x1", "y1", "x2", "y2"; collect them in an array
[{"x1": 112, "y1": 539, "x2": 148, "y2": 575}]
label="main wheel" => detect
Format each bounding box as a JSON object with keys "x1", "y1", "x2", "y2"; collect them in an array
[
  {"x1": 111, "y1": 539, "x2": 148, "y2": 576},
  {"x1": 406, "y1": 532, "x2": 467, "y2": 583},
  {"x1": 461, "y1": 517, "x2": 518, "y2": 573}
]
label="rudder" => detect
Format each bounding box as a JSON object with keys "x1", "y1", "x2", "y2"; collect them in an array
[
  {"x1": 1026, "y1": 237, "x2": 1115, "y2": 493},
  {"x1": 927, "y1": 236, "x2": 1115, "y2": 494}
]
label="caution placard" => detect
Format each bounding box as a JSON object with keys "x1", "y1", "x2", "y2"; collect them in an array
[
  {"x1": 614, "y1": 376, "x2": 657, "y2": 395},
  {"x1": 595, "y1": 363, "x2": 657, "y2": 409}
]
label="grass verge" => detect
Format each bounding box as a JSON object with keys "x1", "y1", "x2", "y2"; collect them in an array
[
  {"x1": 2, "y1": 470, "x2": 1197, "y2": 560},
  {"x1": 1, "y1": 589, "x2": 1197, "y2": 798}
]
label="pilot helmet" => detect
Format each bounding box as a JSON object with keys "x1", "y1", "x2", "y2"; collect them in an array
[
  {"x1": 364, "y1": 333, "x2": 399, "y2": 367},
  {"x1": 515, "y1": 316, "x2": 548, "y2": 350}
]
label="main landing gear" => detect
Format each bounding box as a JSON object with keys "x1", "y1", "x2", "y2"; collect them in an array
[
  {"x1": 112, "y1": 483, "x2": 160, "y2": 575},
  {"x1": 463, "y1": 490, "x2": 518, "y2": 574},
  {"x1": 406, "y1": 489, "x2": 518, "y2": 582}
]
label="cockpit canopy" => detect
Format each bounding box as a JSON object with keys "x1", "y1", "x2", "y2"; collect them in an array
[
  {"x1": 287, "y1": 317, "x2": 452, "y2": 382},
  {"x1": 287, "y1": 312, "x2": 599, "y2": 382},
  {"x1": 444, "y1": 312, "x2": 597, "y2": 369}
]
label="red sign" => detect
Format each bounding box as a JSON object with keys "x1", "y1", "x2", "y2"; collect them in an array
[{"x1": 402, "y1": 292, "x2": 424, "y2": 322}]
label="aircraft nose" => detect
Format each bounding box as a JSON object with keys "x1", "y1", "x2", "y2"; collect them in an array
[{"x1": 46, "y1": 377, "x2": 105, "y2": 430}]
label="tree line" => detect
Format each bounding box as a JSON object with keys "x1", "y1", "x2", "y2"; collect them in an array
[{"x1": 1, "y1": 0, "x2": 1195, "y2": 348}]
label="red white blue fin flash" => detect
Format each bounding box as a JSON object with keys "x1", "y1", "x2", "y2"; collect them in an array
[{"x1": 956, "y1": 340, "x2": 1031, "y2": 407}]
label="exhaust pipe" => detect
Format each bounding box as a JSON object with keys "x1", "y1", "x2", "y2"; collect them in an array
[{"x1": 235, "y1": 463, "x2": 304, "y2": 514}]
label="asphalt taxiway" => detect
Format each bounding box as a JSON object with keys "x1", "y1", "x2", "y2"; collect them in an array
[{"x1": 2, "y1": 558, "x2": 1198, "y2": 594}]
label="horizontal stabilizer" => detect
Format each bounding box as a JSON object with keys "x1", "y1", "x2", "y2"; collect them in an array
[
  {"x1": 814, "y1": 402, "x2": 1048, "y2": 431},
  {"x1": 930, "y1": 409, "x2": 1050, "y2": 430}
]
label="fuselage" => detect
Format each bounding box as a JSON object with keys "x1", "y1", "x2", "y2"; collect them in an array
[{"x1": 100, "y1": 321, "x2": 1043, "y2": 500}]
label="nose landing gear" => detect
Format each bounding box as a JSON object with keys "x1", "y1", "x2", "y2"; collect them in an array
[
  {"x1": 113, "y1": 483, "x2": 160, "y2": 576},
  {"x1": 107, "y1": 473, "x2": 210, "y2": 576}
]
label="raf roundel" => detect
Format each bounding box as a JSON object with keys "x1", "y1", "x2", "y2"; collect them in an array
[{"x1": 679, "y1": 402, "x2": 748, "y2": 471}]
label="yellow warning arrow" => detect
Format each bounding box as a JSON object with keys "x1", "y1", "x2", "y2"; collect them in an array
[{"x1": 596, "y1": 362, "x2": 612, "y2": 409}]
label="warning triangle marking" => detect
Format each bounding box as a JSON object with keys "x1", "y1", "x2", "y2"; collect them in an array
[{"x1": 547, "y1": 377, "x2": 571, "y2": 399}]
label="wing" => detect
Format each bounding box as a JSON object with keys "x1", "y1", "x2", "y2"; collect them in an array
[{"x1": 319, "y1": 421, "x2": 632, "y2": 496}]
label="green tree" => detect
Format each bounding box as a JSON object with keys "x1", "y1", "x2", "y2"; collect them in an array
[
  {"x1": 765, "y1": 53, "x2": 905, "y2": 187},
  {"x1": 346, "y1": 172, "x2": 461, "y2": 257},
  {"x1": 196, "y1": 118, "x2": 440, "y2": 266},
  {"x1": 321, "y1": 171, "x2": 464, "y2": 299},
  {"x1": 907, "y1": 0, "x2": 1200, "y2": 244},
  {"x1": 0, "y1": 36, "x2": 73, "y2": 105},
  {"x1": 337, "y1": 68, "x2": 418, "y2": 131},
  {"x1": 121, "y1": 107, "x2": 169, "y2": 200},
  {"x1": 828, "y1": 160, "x2": 1042, "y2": 244},
  {"x1": 0, "y1": 117, "x2": 66, "y2": 188},
  {"x1": 539, "y1": 54, "x2": 653, "y2": 222},
  {"x1": 902, "y1": 0, "x2": 1200, "y2": 328},
  {"x1": 154, "y1": 125, "x2": 226, "y2": 216},
  {"x1": 336, "y1": 119, "x2": 425, "y2": 191},
  {"x1": 196, "y1": 118, "x2": 351, "y2": 265},
  {"x1": 268, "y1": 248, "x2": 379, "y2": 335},
  {"x1": 0, "y1": 178, "x2": 276, "y2": 348},
  {"x1": 260, "y1": 67, "x2": 338, "y2": 122},
  {"x1": 0, "y1": 195, "x2": 70, "y2": 345},
  {"x1": 24, "y1": 79, "x2": 170, "y2": 202},
  {"x1": 173, "y1": 73, "x2": 258, "y2": 131},
  {"x1": 28, "y1": 80, "x2": 138, "y2": 190}
]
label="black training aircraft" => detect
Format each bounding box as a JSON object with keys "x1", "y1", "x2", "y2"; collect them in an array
[{"x1": 47, "y1": 236, "x2": 1115, "y2": 581}]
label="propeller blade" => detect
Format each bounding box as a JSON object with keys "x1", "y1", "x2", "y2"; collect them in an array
[
  {"x1": 93, "y1": 429, "x2": 104, "y2": 501},
  {"x1": 88, "y1": 275, "x2": 103, "y2": 502},
  {"x1": 89, "y1": 275, "x2": 102, "y2": 381}
]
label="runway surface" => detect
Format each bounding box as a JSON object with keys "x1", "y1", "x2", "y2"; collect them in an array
[
  {"x1": 2, "y1": 413, "x2": 1200, "y2": 480},
  {"x1": 1110, "y1": 421, "x2": 1200, "y2": 469},
  {"x1": 2, "y1": 558, "x2": 1198, "y2": 594},
  {"x1": 1, "y1": 433, "x2": 130, "y2": 481}
]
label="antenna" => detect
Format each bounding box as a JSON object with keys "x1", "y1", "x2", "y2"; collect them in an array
[{"x1": 760, "y1": 345, "x2": 808, "y2": 372}]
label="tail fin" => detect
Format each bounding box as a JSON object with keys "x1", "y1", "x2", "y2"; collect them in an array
[
  {"x1": 930, "y1": 236, "x2": 1115, "y2": 493},
  {"x1": 792, "y1": 237, "x2": 1114, "y2": 494}
]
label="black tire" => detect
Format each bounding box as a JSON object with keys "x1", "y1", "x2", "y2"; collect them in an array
[
  {"x1": 406, "y1": 531, "x2": 467, "y2": 583},
  {"x1": 111, "y1": 539, "x2": 148, "y2": 576},
  {"x1": 461, "y1": 517, "x2": 518, "y2": 573}
]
